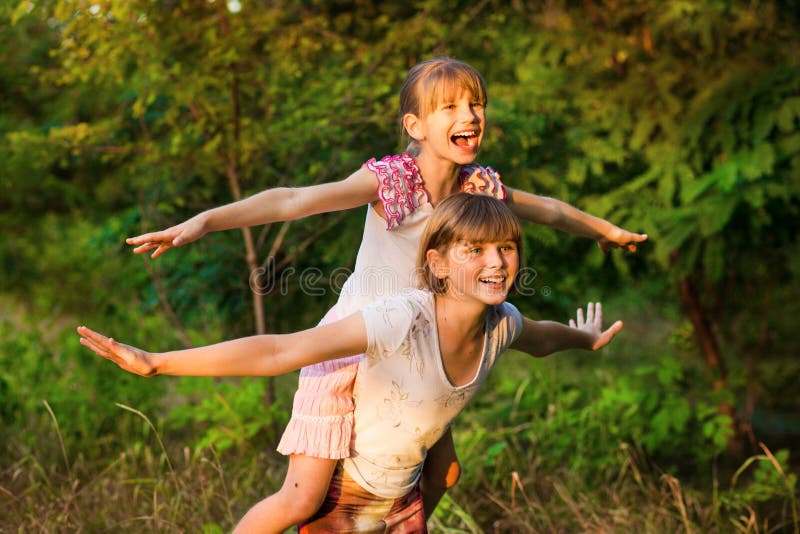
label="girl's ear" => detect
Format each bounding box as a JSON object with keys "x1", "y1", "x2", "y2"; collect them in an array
[
  {"x1": 426, "y1": 249, "x2": 448, "y2": 279},
  {"x1": 403, "y1": 113, "x2": 425, "y2": 142}
]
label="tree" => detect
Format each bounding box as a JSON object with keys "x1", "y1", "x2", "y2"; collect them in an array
[{"x1": 497, "y1": 0, "x2": 800, "y2": 454}]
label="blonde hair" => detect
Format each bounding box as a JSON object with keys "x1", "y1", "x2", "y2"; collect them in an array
[
  {"x1": 417, "y1": 193, "x2": 522, "y2": 295},
  {"x1": 399, "y1": 57, "x2": 488, "y2": 155}
]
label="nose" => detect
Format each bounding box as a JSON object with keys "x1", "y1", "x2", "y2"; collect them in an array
[
  {"x1": 485, "y1": 246, "x2": 504, "y2": 268},
  {"x1": 458, "y1": 103, "x2": 479, "y2": 123}
]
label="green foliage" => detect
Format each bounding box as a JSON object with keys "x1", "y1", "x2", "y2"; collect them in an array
[
  {"x1": 455, "y1": 353, "x2": 730, "y2": 490},
  {"x1": 490, "y1": 1, "x2": 800, "y2": 287},
  {"x1": 432, "y1": 351, "x2": 797, "y2": 530},
  {"x1": 167, "y1": 377, "x2": 287, "y2": 453},
  {"x1": 719, "y1": 447, "x2": 799, "y2": 531},
  {"x1": 729, "y1": 448, "x2": 796, "y2": 505},
  {"x1": 599, "y1": 358, "x2": 732, "y2": 465},
  {"x1": 0, "y1": 317, "x2": 166, "y2": 460}
]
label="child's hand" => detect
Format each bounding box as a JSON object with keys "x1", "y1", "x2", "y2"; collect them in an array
[
  {"x1": 569, "y1": 302, "x2": 623, "y2": 350},
  {"x1": 598, "y1": 226, "x2": 648, "y2": 253},
  {"x1": 126, "y1": 215, "x2": 207, "y2": 258},
  {"x1": 77, "y1": 326, "x2": 157, "y2": 377}
]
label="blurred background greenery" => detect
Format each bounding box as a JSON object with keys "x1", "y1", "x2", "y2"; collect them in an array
[{"x1": 1, "y1": 1, "x2": 798, "y2": 532}]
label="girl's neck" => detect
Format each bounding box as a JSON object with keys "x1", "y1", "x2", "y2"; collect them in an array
[
  {"x1": 434, "y1": 292, "x2": 491, "y2": 387},
  {"x1": 414, "y1": 152, "x2": 462, "y2": 205},
  {"x1": 433, "y1": 292, "x2": 489, "y2": 341}
]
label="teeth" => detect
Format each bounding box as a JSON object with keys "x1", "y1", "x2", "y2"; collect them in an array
[
  {"x1": 453, "y1": 131, "x2": 476, "y2": 137},
  {"x1": 480, "y1": 277, "x2": 504, "y2": 283}
]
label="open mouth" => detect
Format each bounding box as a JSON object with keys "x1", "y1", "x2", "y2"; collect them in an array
[
  {"x1": 479, "y1": 275, "x2": 506, "y2": 286},
  {"x1": 451, "y1": 130, "x2": 479, "y2": 148}
]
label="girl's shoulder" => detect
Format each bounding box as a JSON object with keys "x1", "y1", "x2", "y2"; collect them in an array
[
  {"x1": 363, "y1": 153, "x2": 428, "y2": 230},
  {"x1": 367, "y1": 287, "x2": 432, "y2": 311},
  {"x1": 494, "y1": 300, "x2": 521, "y2": 322},
  {"x1": 398, "y1": 287, "x2": 434, "y2": 309},
  {"x1": 377, "y1": 288, "x2": 433, "y2": 314},
  {"x1": 486, "y1": 301, "x2": 524, "y2": 347},
  {"x1": 361, "y1": 289, "x2": 433, "y2": 355},
  {"x1": 459, "y1": 163, "x2": 507, "y2": 201}
]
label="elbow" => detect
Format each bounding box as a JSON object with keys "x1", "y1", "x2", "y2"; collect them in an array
[
  {"x1": 269, "y1": 187, "x2": 303, "y2": 221},
  {"x1": 285, "y1": 188, "x2": 308, "y2": 221},
  {"x1": 254, "y1": 335, "x2": 294, "y2": 376},
  {"x1": 251, "y1": 187, "x2": 303, "y2": 223}
]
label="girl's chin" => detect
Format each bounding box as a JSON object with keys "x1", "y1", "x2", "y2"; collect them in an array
[
  {"x1": 452, "y1": 146, "x2": 480, "y2": 158},
  {"x1": 478, "y1": 288, "x2": 511, "y2": 303}
]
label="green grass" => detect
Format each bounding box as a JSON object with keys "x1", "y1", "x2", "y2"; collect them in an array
[{"x1": 2, "y1": 423, "x2": 796, "y2": 533}]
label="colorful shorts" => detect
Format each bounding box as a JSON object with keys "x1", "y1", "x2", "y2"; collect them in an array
[
  {"x1": 298, "y1": 464, "x2": 427, "y2": 533},
  {"x1": 277, "y1": 305, "x2": 362, "y2": 459}
]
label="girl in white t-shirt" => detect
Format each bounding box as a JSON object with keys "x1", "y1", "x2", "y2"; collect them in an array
[{"x1": 78, "y1": 193, "x2": 623, "y2": 532}]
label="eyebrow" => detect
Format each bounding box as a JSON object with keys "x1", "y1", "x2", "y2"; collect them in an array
[{"x1": 457, "y1": 239, "x2": 516, "y2": 247}]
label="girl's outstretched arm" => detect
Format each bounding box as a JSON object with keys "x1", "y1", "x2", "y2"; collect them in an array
[
  {"x1": 127, "y1": 167, "x2": 378, "y2": 258},
  {"x1": 510, "y1": 302, "x2": 623, "y2": 357},
  {"x1": 76, "y1": 313, "x2": 368, "y2": 378},
  {"x1": 505, "y1": 187, "x2": 647, "y2": 253}
]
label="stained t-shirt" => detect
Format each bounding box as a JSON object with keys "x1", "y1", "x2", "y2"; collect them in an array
[{"x1": 341, "y1": 288, "x2": 523, "y2": 498}]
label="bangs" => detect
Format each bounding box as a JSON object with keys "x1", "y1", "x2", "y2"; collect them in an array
[
  {"x1": 453, "y1": 205, "x2": 522, "y2": 244},
  {"x1": 419, "y1": 64, "x2": 487, "y2": 116},
  {"x1": 450, "y1": 199, "x2": 521, "y2": 246}
]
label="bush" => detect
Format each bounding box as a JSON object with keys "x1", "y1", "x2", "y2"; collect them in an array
[{"x1": 454, "y1": 353, "x2": 730, "y2": 489}]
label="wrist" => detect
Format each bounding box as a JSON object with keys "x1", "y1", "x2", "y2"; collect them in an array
[
  {"x1": 147, "y1": 352, "x2": 164, "y2": 377},
  {"x1": 580, "y1": 331, "x2": 596, "y2": 351},
  {"x1": 600, "y1": 221, "x2": 620, "y2": 241},
  {"x1": 195, "y1": 210, "x2": 214, "y2": 233}
]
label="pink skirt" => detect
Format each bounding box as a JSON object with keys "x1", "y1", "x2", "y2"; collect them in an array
[
  {"x1": 298, "y1": 463, "x2": 427, "y2": 533},
  {"x1": 277, "y1": 306, "x2": 362, "y2": 459}
]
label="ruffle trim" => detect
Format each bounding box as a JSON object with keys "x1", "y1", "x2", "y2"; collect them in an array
[
  {"x1": 365, "y1": 155, "x2": 507, "y2": 229},
  {"x1": 279, "y1": 355, "x2": 361, "y2": 458},
  {"x1": 460, "y1": 164, "x2": 507, "y2": 200},
  {"x1": 290, "y1": 389, "x2": 355, "y2": 416},
  {"x1": 366, "y1": 153, "x2": 429, "y2": 231},
  {"x1": 277, "y1": 411, "x2": 353, "y2": 459}
]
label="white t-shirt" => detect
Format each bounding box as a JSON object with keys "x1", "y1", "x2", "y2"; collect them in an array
[{"x1": 341, "y1": 289, "x2": 523, "y2": 498}]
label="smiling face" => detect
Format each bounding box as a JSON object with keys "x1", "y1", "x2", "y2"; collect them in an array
[
  {"x1": 430, "y1": 239, "x2": 520, "y2": 306},
  {"x1": 417, "y1": 193, "x2": 523, "y2": 306},
  {"x1": 399, "y1": 57, "x2": 488, "y2": 162},
  {"x1": 408, "y1": 89, "x2": 486, "y2": 165}
]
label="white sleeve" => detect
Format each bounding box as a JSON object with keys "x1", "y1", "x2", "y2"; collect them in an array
[
  {"x1": 495, "y1": 301, "x2": 524, "y2": 351},
  {"x1": 360, "y1": 294, "x2": 416, "y2": 360}
]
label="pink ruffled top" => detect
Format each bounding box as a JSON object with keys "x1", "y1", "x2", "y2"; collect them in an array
[{"x1": 367, "y1": 153, "x2": 506, "y2": 231}]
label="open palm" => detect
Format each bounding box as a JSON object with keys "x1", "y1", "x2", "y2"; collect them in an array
[
  {"x1": 77, "y1": 326, "x2": 157, "y2": 377},
  {"x1": 569, "y1": 302, "x2": 624, "y2": 350}
]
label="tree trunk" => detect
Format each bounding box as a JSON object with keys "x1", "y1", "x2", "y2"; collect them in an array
[
  {"x1": 225, "y1": 68, "x2": 275, "y2": 409},
  {"x1": 676, "y1": 276, "x2": 741, "y2": 456}
]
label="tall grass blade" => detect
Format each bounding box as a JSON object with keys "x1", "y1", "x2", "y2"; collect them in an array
[
  {"x1": 42, "y1": 400, "x2": 71, "y2": 480},
  {"x1": 115, "y1": 403, "x2": 174, "y2": 475}
]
